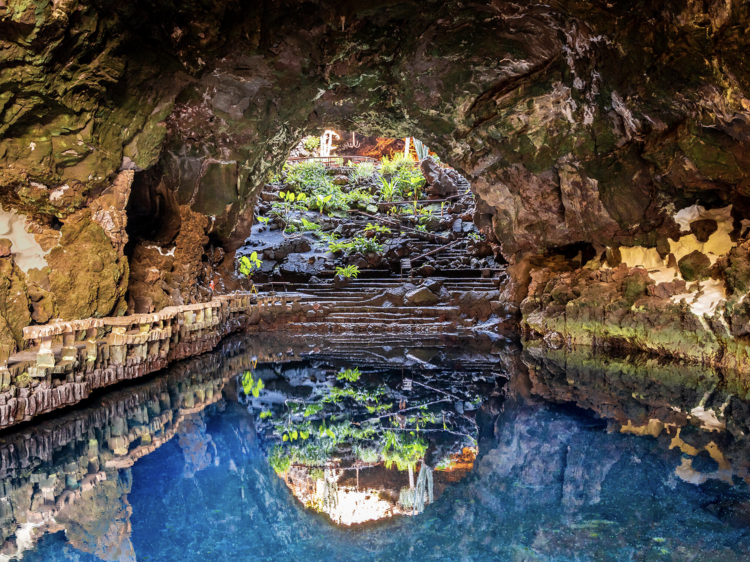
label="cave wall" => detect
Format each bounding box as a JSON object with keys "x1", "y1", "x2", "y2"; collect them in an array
[{"x1": 1, "y1": 0, "x2": 750, "y2": 358}]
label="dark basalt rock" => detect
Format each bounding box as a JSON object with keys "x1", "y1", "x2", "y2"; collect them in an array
[
  {"x1": 690, "y1": 219, "x2": 719, "y2": 243},
  {"x1": 421, "y1": 157, "x2": 459, "y2": 198},
  {"x1": 406, "y1": 286, "x2": 439, "y2": 306}
]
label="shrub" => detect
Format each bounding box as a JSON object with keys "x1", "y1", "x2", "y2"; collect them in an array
[
  {"x1": 302, "y1": 136, "x2": 320, "y2": 151},
  {"x1": 286, "y1": 160, "x2": 330, "y2": 194},
  {"x1": 307, "y1": 184, "x2": 349, "y2": 214},
  {"x1": 238, "y1": 252, "x2": 262, "y2": 276},
  {"x1": 335, "y1": 265, "x2": 360, "y2": 279},
  {"x1": 349, "y1": 161, "x2": 376, "y2": 184},
  {"x1": 380, "y1": 152, "x2": 414, "y2": 176}
]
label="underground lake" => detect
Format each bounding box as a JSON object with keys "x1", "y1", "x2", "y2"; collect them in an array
[{"x1": 0, "y1": 334, "x2": 748, "y2": 561}]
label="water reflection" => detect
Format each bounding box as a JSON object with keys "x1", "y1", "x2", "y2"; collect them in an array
[
  {"x1": 522, "y1": 342, "x2": 750, "y2": 487},
  {"x1": 245, "y1": 350, "x2": 500, "y2": 524},
  {"x1": 0, "y1": 334, "x2": 749, "y2": 560}
]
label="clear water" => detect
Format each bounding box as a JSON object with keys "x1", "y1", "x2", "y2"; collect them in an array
[{"x1": 5, "y1": 335, "x2": 750, "y2": 561}]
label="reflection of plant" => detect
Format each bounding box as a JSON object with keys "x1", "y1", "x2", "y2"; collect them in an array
[
  {"x1": 241, "y1": 371, "x2": 265, "y2": 397},
  {"x1": 270, "y1": 445, "x2": 291, "y2": 474},
  {"x1": 382, "y1": 431, "x2": 428, "y2": 471},
  {"x1": 303, "y1": 403, "x2": 324, "y2": 417},
  {"x1": 302, "y1": 136, "x2": 320, "y2": 151},
  {"x1": 335, "y1": 265, "x2": 359, "y2": 279},
  {"x1": 355, "y1": 446, "x2": 380, "y2": 464},
  {"x1": 239, "y1": 252, "x2": 262, "y2": 277},
  {"x1": 336, "y1": 367, "x2": 361, "y2": 381}
]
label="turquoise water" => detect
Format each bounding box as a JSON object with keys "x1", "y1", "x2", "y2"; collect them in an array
[{"x1": 6, "y1": 337, "x2": 750, "y2": 561}]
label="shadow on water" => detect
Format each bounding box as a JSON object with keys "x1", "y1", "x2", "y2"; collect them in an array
[{"x1": 1, "y1": 334, "x2": 750, "y2": 561}]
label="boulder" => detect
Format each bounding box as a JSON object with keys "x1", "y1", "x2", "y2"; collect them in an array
[
  {"x1": 0, "y1": 239, "x2": 11, "y2": 258},
  {"x1": 690, "y1": 219, "x2": 718, "y2": 243},
  {"x1": 678, "y1": 250, "x2": 711, "y2": 282},
  {"x1": 420, "y1": 157, "x2": 459, "y2": 198},
  {"x1": 333, "y1": 274, "x2": 351, "y2": 289},
  {"x1": 413, "y1": 264, "x2": 435, "y2": 277},
  {"x1": 333, "y1": 174, "x2": 349, "y2": 185},
  {"x1": 405, "y1": 286, "x2": 439, "y2": 306},
  {"x1": 456, "y1": 290, "x2": 500, "y2": 321}
]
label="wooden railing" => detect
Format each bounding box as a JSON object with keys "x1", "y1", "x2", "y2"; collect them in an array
[{"x1": 286, "y1": 156, "x2": 377, "y2": 167}]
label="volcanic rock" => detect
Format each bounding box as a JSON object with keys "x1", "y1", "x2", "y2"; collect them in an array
[{"x1": 678, "y1": 251, "x2": 711, "y2": 282}]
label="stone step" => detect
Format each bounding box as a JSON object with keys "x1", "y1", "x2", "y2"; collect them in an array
[
  {"x1": 282, "y1": 321, "x2": 463, "y2": 334},
  {"x1": 329, "y1": 306, "x2": 460, "y2": 315},
  {"x1": 324, "y1": 313, "x2": 455, "y2": 323}
]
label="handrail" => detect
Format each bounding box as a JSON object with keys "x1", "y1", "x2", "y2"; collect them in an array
[{"x1": 287, "y1": 156, "x2": 377, "y2": 167}]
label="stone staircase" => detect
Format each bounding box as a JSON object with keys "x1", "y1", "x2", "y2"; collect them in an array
[{"x1": 255, "y1": 276, "x2": 502, "y2": 337}]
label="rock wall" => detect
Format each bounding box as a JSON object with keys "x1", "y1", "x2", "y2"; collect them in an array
[{"x1": 2, "y1": 1, "x2": 750, "y2": 365}]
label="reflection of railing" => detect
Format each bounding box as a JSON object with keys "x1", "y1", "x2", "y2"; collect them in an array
[
  {"x1": 286, "y1": 156, "x2": 377, "y2": 167},
  {"x1": 0, "y1": 292, "x2": 303, "y2": 429}
]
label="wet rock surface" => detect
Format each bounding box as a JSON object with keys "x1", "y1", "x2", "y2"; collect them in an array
[{"x1": 1, "y1": 0, "x2": 750, "y2": 374}]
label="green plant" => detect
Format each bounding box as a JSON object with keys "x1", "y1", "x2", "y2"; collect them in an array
[
  {"x1": 302, "y1": 136, "x2": 320, "y2": 151},
  {"x1": 415, "y1": 225, "x2": 427, "y2": 232},
  {"x1": 467, "y1": 231, "x2": 483, "y2": 241},
  {"x1": 270, "y1": 191, "x2": 308, "y2": 232},
  {"x1": 344, "y1": 189, "x2": 375, "y2": 208},
  {"x1": 335, "y1": 265, "x2": 360, "y2": 279},
  {"x1": 380, "y1": 152, "x2": 414, "y2": 176},
  {"x1": 300, "y1": 218, "x2": 321, "y2": 231},
  {"x1": 239, "y1": 252, "x2": 262, "y2": 277},
  {"x1": 311, "y1": 193, "x2": 332, "y2": 214},
  {"x1": 337, "y1": 367, "x2": 361, "y2": 381},
  {"x1": 413, "y1": 139, "x2": 430, "y2": 160},
  {"x1": 378, "y1": 177, "x2": 399, "y2": 202},
  {"x1": 260, "y1": 410, "x2": 273, "y2": 419},
  {"x1": 364, "y1": 223, "x2": 391, "y2": 234},
  {"x1": 256, "y1": 216, "x2": 270, "y2": 224},
  {"x1": 349, "y1": 161, "x2": 376, "y2": 184},
  {"x1": 286, "y1": 161, "x2": 330, "y2": 194},
  {"x1": 330, "y1": 237, "x2": 383, "y2": 255}
]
